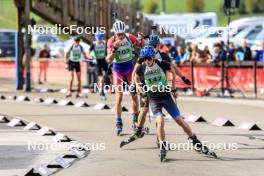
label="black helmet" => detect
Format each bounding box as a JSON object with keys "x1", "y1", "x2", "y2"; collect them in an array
[{"x1": 74, "y1": 35, "x2": 81, "y2": 42}]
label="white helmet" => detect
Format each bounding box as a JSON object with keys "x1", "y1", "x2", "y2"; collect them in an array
[{"x1": 112, "y1": 20, "x2": 126, "y2": 34}]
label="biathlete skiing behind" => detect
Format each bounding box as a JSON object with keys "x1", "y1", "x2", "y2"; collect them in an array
[
  {"x1": 64, "y1": 36, "x2": 88, "y2": 98},
  {"x1": 106, "y1": 20, "x2": 144, "y2": 136},
  {"x1": 129, "y1": 45, "x2": 217, "y2": 162},
  {"x1": 88, "y1": 32, "x2": 109, "y2": 100},
  {"x1": 120, "y1": 34, "x2": 192, "y2": 147}
]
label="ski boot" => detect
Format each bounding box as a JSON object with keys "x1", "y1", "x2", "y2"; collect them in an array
[
  {"x1": 131, "y1": 114, "x2": 138, "y2": 132},
  {"x1": 189, "y1": 135, "x2": 217, "y2": 158},
  {"x1": 159, "y1": 141, "x2": 168, "y2": 162},
  {"x1": 116, "y1": 118, "x2": 123, "y2": 136},
  {"x1": 99, "y1": 92, "x2": 107, "y2": 101},
  {"x1": 120, "y1": 127, "x2": 145, "y2": 148}
]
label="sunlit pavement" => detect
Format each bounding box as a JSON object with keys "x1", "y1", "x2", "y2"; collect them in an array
[{"x1": 0, "y1": 88, "x2": 263, "y2": 176}]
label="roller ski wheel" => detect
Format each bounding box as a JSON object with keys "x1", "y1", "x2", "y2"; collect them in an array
[
  {"x1": 200, "y1": 146, "x2": 218, "y2": 158},
  {"x1": 143, "y1": 127, "x2": 149, "y2": 134},
  {"x1": 189, "y1": 135, "x2": 218, "y2": 159}
]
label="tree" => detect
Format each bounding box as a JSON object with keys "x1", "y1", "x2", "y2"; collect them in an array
[
  {"x1": 238, "y1": 0, "x2": 247, "y2": 14},
  {"x1": 186, "y1": 0, "x2": 204, "y2": 12},
  {"x1": 143, "y1": 0, "x2": 158, "y2": 13}
]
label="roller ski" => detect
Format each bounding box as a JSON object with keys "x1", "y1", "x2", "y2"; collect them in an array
[
  {"x1": 120, "y1": 128, "x2": 145, "y2": 148},
  {"x1": 189, "y1": 135, "x2": 218, "y2": 158},
  {"x1": 116, "y1": 118, "x2": 123, "y2": 136}
]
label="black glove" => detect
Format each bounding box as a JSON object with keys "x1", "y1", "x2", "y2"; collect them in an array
[{"x1": 181, "y1": 76, "x2": 191, "y2": 85}]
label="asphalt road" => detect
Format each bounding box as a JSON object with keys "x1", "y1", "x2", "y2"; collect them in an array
[{"x1": 0, "y1": 91, "x2": 263, "y2": 176}]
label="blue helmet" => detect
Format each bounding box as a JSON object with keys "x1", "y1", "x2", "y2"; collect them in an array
[
  {"x1": 140, "y1": 45, "x2": 155, "y2": 59},
  {"x1": 148, "y1": 34, "x2": 160, "y2": 46},
  {"x1": 95, "y1": 32, "x2": 104, "y2": 40}
]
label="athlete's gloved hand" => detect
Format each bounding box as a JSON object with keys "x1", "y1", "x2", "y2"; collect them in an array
[
  {"x1": 181, "y1": 76, "x2": 191, "y2": 85},
  {"x1": 112, "y1": 41, "x2": 121, "y2": 52},
  {"x1": 172, "y1": 91, "x2": 178, "y2": 99},
  {"x1": 137, "y1": 32, "x2": 145, "y2": 40}
]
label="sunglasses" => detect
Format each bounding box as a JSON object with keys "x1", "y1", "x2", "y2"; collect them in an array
[
  {"x1": 116, "y1": 33, "x2": 125, "y2": 36},
  {"x1": 143, "y1": 56, "x2": 153, "y2": 61}
]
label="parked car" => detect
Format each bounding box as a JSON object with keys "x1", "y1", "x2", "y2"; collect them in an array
[
  {"x1": 0, "y1": 29, "x2": 16, "y2": 58},
  {"x1": 250, "y1": 29, "x2": 264, "y2": 51},
  {"x1": 32, "y1": 33, "x2": 65, "y2": 58}
]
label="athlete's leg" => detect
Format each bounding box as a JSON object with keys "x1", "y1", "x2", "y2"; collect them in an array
[
  {"x1": 162, "y1": 97, "x2": 194, "y2": 137},
  {"x1": 156, "y1": 114, "x2": 165, "y2": 141},
  {"x1": 126, "y1": 71, "x2": 139, "y2": 127},
  {"x1": 38, "y1": 61, "x2": 43, "y2": 83},
  {"x1": 43, "y1": 62, "x2": 49, "y2": 81},
  {"x1": 76, "y1": 71, "x2": 82, "y2": 93},
  {"x1": 113, "y1": 71, "x2": 124, "y2": 135}
]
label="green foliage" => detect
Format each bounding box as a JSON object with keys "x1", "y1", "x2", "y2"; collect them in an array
[
  {"x1": 143, "y1": 0, "x2": 158, "y2": 13},
  {"x1": 238, "y1": 0, "x2": 248, "y2": 14},
  {"x1": 186, "y1": 0, "x2": 204, "y2": 12}
]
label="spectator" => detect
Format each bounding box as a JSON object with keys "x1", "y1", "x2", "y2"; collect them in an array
[
  {"x1": 227, "y1": 42, "x2": 236, "y2": 61},
  {"x1": 207, "y1": 43, "x2": 226, "y2": 63},
  {"x1": 236, "y1": 40, "x2": 252, "y2": 61},
  {"x1": 255, "y1": 41, "x2": 264, "y2": 62},
  {"x1": 181, "y1": 45, "x2": 192, "y2": 63},
  {"x1": 165, "y1": 41, "x2": 177, "y2": 61},
  {"x1": 190, "y1": 44, "x2": 209, "y2": 64},
  {"x1": 204, "y1": 45, "x2": 212, "y2": 60},
  {"x1": 38, "y1": 44, "x2": 50, "y2": 84},
  {"x1": 175, "y1": 46, "x2": 185, "y2": 64}
]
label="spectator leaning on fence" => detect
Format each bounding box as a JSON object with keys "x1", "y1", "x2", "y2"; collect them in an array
[
  {"x1": 38, "y1": 44, "x2": 50, "y2": 84},
  {"x1": 204, "y1": 45, "x2": 212, "y2": 60},
  {"x1": 190, "y1": 44, "x2": 209, "y2": 64},
  {"x1": 207, "y1": 43, "x2": 226, "y2": 63},
  {"x1": 236, "y1": 40, "x2": 252, "y2": 61},
  {"x1": 255, "y1": 41, "x2": 264, "y2": 62}
]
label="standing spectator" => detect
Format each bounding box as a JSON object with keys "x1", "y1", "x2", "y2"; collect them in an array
[
  {"x1": 227, "y1": 42, "x2": 236, "y2": 61},
  {"x1": 175, "y1": 46, "x2": 185, "y2": 64},
  {"x1": 255, "y1": 41, "x2": 264, "y2": 62},
  {"x1": 237, "y1": 40, "x2": 252, "y2": 61},
  {"x1": 38, "y1": 44, "x2": 50, "y2": 84},
  {"x1": 181, "y1": 45, "x2": 192, "y2": 63},
  {"x1": 207, "y1": 43, "x2": 226, "y2": 63}
]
